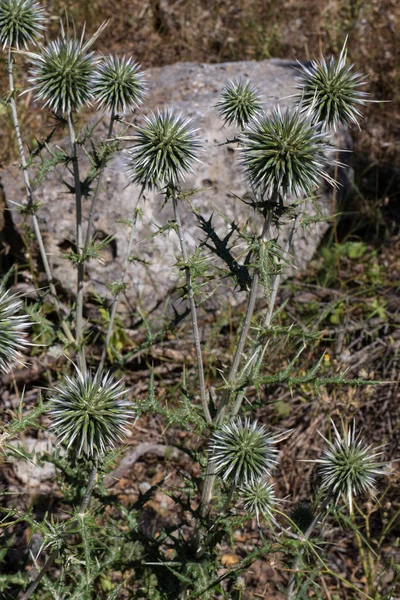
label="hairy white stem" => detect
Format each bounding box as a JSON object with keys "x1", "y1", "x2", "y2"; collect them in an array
[
  {"x1": 67, "y1": 113, "x2": 86, "y2": 373},
  {"x1": 172, "y1": 195, "x2": 211, "y2": 424},
  {"x1": 84, "y1": 111, "x2": 115, "y2": 250},
  {"x1": 7, "y1": 51, "x2": 74, "y2": 344},
  {"x1": 231, "y1": 210, "x2": 303, "y2": 418}
]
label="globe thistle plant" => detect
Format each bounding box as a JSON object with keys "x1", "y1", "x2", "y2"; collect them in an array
[
  {"x1": 0, "y1": 0, "x2": 45, "y2": 49},
  {"x1": 0, "y1": 288, "x2": 30, "y2": 374},
  {"x1": 239, "y1": 479, "x2": 277, "y2": 525},
  {"x1": 48, "y1": 369, "x2": 134, "y2": 457},
  {"x1": 216, "y1": 79, "x2": 262, "y2": 130},
  {"x1": 27, "y1": 37, "x2": 96, "y2": 113},
  {"x1": 125, "y1": 109, "x2": 201, "y2": 189},
  {"x1": 240, "y1": 106, "x2": 335, "y2": 197},
  {"x1": 93, "y1": 54, "x2": 146, "y2": 114},
  {"x1": 315, "y1": 420, "x2": 386, "y2": 513},
  {"x1": 209, "y1": 418, "x2": 283, "y2": 485},
  {"x1": 295, "y1": 40, "x2": 368, "y2": 130}
]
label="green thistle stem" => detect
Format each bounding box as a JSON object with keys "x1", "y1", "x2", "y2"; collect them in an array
[
  {"x1": 215, "y1": 205, "x2": 274, "y2": 426},
  {"x1": 194, "y1": 481, "x2": 236, "y2": 560},
  {"x1": 67, "y1": 112, "x2": 86, "y2": 373},
  {"x1": 231, "y1": 210, "x2": 302, "y2": 418},
  {"x1": 172, "y1": 194, "x2": 211, "y2": 424},
  {"x1": 20, "y1": 461, "x2": 98, "y2": 600},
  {"x1": 84, "y1": 111, "x2": 115, "y2": 250},
  {"x1": 7, "y1": 50, "x2": 74, "y2": 345}
]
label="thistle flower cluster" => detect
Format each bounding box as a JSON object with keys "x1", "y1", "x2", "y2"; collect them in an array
[
  {"x1": 48, "y1": 369, "x2": 134, "y2": 457},
  {"x1": 0, "y1": 0, "x2": 45, "y2": 49},
  {"x1": 216, "y1": 79, "x2": 262, "y2": 130},
  {"x1": 0, "y1": 288, "x2": 30, "y2": 374},
  {"x1": 316, "y1": 420, "x2": 386, "y2": 513},
  {"x1": 296, "y1": 41, "x2": 368, "y2": 130},
  {"x1": 240, "y1": 107, "x2": 334, "y2": 197},
  {"x1": 92, "y1": 54, "x2": 146, "y2": 113},
  {"x1": 209, "y1": 418, "x2": 287, "y2": 521},
  {"x1": 125, "y1": 109, "x2": 201, "y2": 189}
]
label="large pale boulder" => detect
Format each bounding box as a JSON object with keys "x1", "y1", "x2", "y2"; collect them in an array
[{"x1": 1, "y1": 59, "x2": 350, "y2": 313}]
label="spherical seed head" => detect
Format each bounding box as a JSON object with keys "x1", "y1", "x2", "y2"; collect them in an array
[
  {"x1": 0, "y1": 0, "x2": 45, "y2": 49},
  {"x1": 316, "y1": 420, "x2": 386, "y2": 513},
  {"x1": 125, "y1": 109, "x2": 201, "y2": 189},
  {"x1": 93, "y1": 54, "x2": 146, "y2": 114},
  {"x1": 48, "y1": 370, "x2": 134, "y2": 457},
  {"x1": 239, "y1": 480, "x2": 277, "y2": 525},
  {"x1": 295, "y1": 41, "x2": 368, "y2": 130},
  {"x1": 27, "y1": 37, "x2": 96, "y2": 113},
  {"x1": 209, "y1": 418, "x2": 281, "y2": 485},
  {"x1": 240, "y1": 106, "x2": 335, "y2": 197},
  {"x1": 0, "y1": 288, "x2": 30, "y2": 373},
  {"x1": 216, "y1": 79, "x2": 262, "y2": 130}
]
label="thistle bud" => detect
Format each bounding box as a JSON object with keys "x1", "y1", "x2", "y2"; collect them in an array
[
  {"x1": 0, "y1": 288, "x2": 30, "y2": 374},
  {"x1": 93, "y1": 54, "x2": 146, "y2": 114},
  {"x1": 239, "y1": 479, "x2": 277, "y2": 525},
  {"x1": 216, "y1": 79, "x2": 261, "y2": 130},
  {"x1": 0, "y1": 0, "x2": 45, "y2": 49},
  {"x1": 208, "y1": 418, "x2": 284, "y2": 485},
  {"x1": 240, "y1": 107, "x2": 335, "y2": 198},
  {"x1": 27, "y1": 37, "x2": 96, "y2": 113},
  {"x1": 125, "y1": 109, "x2": 201, "y2": 190},
  {"x1": 295, "y1": 41, "x2": 368, "y2": 130},
  {"x1": 315, "y1": 420, "x2": 386, "y2": 513},
  {"x1": 48, "y1": 369, "x2": 134, "y2": 457}
]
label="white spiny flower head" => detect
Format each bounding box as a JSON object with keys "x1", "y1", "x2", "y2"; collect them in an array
[
  {"x1": 93, "y1": 54, "x2": 146, "y2": 114},
  {"x1": 48, "y1": 369, "x2": 134, "y2": 457},
  {"x1": 0, "y1": 0, "x2": 45, "y2": 49},
  {"x1": 209, "y1": 418, "x2": 284, "y2": 486},
  {"x1": 0, "y1": 288, "x2": 30, "y2": 374},
  {"x1": 295, "y1": 40, "x2": 368, "y2": 130},
  {"x1": 239, "y1": 479, "x2": 277, "y2": 525},
  {"x1": 315, "y1": 420, "x2": 387, "y2": 513},
  {"x1": 216, "y1": 79, "x2": 262, "y2": 130},
  {"x1": 27, "y1": 32, "x2": 97, "y2": 113},
  {"x1": 240, "y1": 106, "x2": 335, "y2": 198},
  {"x1": 125, "y1": 108, "x2": 201, "y2": 190}
]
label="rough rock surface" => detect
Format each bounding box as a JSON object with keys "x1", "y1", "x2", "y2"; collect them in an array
[{"x1": 1, "y1": 59, "x2": 350, "y2": 314}]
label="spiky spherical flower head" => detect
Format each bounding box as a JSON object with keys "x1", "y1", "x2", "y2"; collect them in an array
[
  {"x1": 0, "y1": 288, "x2": 30, "y2": 373},
  {"x1": 0, "y1": 0, "x2": 45, "y2": 49},
  {"x1": 93, "y1": 54, "x2": 146, "y2": 114},
  {"x1": 27, "y1": 37, "x2": 96, "y2": 113},
  {"x1": 315, "y1": 420, "x2": 386, "y2": 513},
  {"x1": 48, "y1": 370, "x2": 134, "y2": 457},
  {"x1": 125, "y1": 109, "x2": 201, "y2": 189},
  {"x1": 295, "y1": 41, "x2": 368, "y2": 130},
  {"x1": 239, "y1": 480, "x2": 277, "y2": 524},
  {"x1": 209, "y1": 418, "x2": 282, "y2": 485},
  {"x1": 216, "y1": 79, "x2": 262, "y2": 130},
  {"x1": 241, "y1": 107, "x2": 335, "y2": 197}
]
